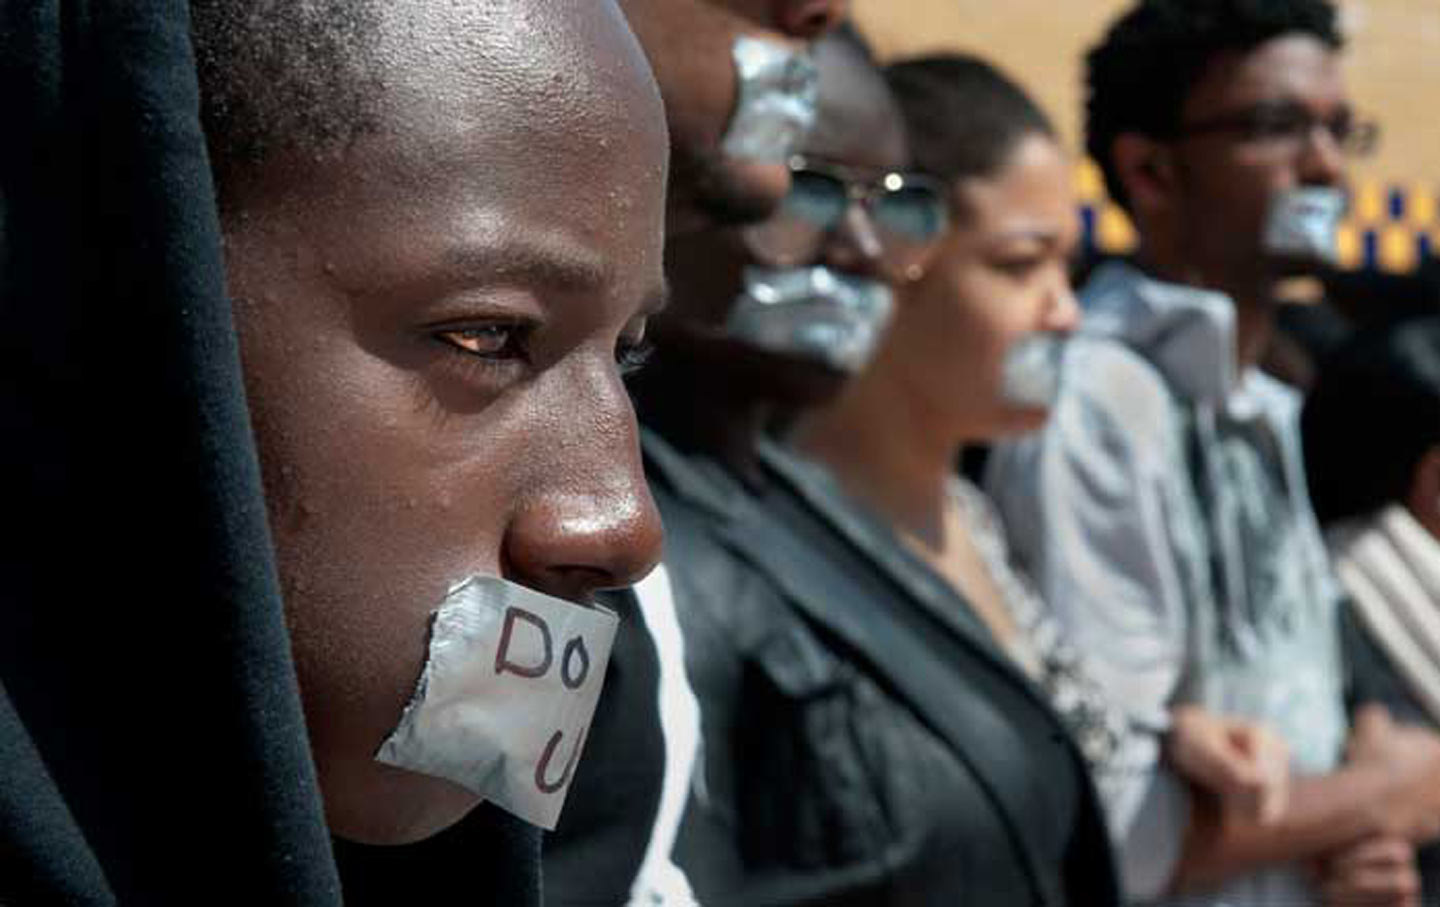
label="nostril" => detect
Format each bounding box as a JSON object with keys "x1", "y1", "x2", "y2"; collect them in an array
[
  {"x1": 776, "y1": 0, "x2": 847, "y2": 40},
  {"x1": 502, "y1": 491, "x2": 664, "y2": 602},
  {"x1": 535, "y1": 567, "x2": 615, "y2": 608},
  {"x1": 798, "y1": 12, "x2": 830, "y2": 36}
]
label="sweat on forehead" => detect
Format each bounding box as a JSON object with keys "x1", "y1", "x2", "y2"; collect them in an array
[
  {"x1": 193, "y1": 0, "x2": 662, "y2": 194},
  {"x1": 367, "y1": 1, "x2": 656, "y2": 141}
]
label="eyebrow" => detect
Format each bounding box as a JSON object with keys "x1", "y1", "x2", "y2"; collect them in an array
[
  {"x1": 1248, "y1": 96, "x2": 1352, "y2": 114},
  {"x1": 439, "y1": 232, "x2": 668, "y2": 319},
  {"x1": 992, "y1": 224, "x2": 1082, "y2": 257},
  {"x1": 441, "y1": 235, "x2": 614, "y2": 296},
  {"x1": 997, "y1": 226, "x2": 1063, "y2": 245}
]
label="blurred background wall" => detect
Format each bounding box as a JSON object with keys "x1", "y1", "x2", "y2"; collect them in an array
[{"x1": 852, "y1": 0, "x2": 1440, "y2": 272}]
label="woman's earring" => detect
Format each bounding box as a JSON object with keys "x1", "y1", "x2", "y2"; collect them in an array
[{"x1": 904, "y1": 262, "x2": 925, "y2": 283}]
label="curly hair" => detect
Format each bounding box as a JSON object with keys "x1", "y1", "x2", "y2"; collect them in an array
[
  {"x1": 1085, "y1": 0, "x2": 1343, "y2": 211},
  {"x1": 884, "y1": 54, "x2": 1054, "y2": 188}
]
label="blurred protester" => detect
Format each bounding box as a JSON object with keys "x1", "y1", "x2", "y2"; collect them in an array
[
  {"x1": 2, "y1": 1, "x2": 667, "y2": 904},
  {"x1": 984, "y1": 1, "x2": 1440, "y2": 904},
  {"x1": 620, "y1": 0, "x2": 847, "y2": 234},
  {"x1": 1305, "y1": 316, "x2": 1440, "y2": 902},
  {"x1": 543, "y1": 1, "x2": 847, "y2": 904},
  {"x1": 1263, "y1": 265, "x2": 1438, "y2": 391},
  {"x1": 1262, "y1": 292, "x2": 1353, "y2": 391},
  {"x1": 626, "y1": 28, "x2": 1119, "y2": 905},
  {"x1": 792, "y1": 49, "x2": 1292, "y2": 861}
]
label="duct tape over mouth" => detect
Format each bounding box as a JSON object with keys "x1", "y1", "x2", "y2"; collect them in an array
[
  {"x1": 375, "y1": 576, "x2": 618, "y2": 830},
  {"x1": 1000, "y1": 331, "x2": 1070, "y2": 409},
  {"x1": 726, "y1": 265, "x2": 895, "y2": 373},
  {"x1": 1262, "y1": 186, "x2": 1346, "y2": 267},
  {"x1": 720, "y1": 36, "x2": 819, "y2": 164}
]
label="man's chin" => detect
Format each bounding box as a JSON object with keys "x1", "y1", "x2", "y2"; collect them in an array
[
  {"x1": 765, "y1": 355, "x2": 851, "y2": 410},
  {"x1": 660, "y1": 326, "x2": 852, "y2": 409},
  {"x1": 1264, "y1": 250, "x2": 1339, "y2": 281},
  {"x1": 323, "y1": 759, "x2": 484, "y2": 846}
]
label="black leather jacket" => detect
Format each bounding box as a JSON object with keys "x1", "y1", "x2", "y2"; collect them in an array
[{"x1": 648, "y1": 430, "x2": 1120, "y2": 907}]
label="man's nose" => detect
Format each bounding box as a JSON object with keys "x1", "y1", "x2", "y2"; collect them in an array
[
  {"x1": 501, "y1": 380, "x2": 663, "y2": 603},
  {"x1": 503, "y1": 483, "x2": 664, "y2": 604},
  {"x1": 822, "y1": 202, "x2": 885, "y2": 276},
  {"x1": 1298, "y1": 123, "x2": 1346, "y2": 187},
  {"x1": 770, "y1": 0, "x2": 848, "y2": 40}
]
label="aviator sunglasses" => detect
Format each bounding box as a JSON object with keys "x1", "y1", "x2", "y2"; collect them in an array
[{"x1": 743, "y1": 155, "x2": 950, "y2": 275}]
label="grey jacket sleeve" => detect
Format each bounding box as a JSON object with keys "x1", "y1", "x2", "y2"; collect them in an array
[{"x1": 985, "y1": 342, "x2": 1196, "y2": 900}]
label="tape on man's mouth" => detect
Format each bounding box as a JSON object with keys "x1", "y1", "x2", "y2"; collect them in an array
[
  {"x1": 375, "y1": 576, "x2": 618, "y2": 830},
  {"x1": 720, "y1": 36, "x2": 819, "y2": 164},
  {"x1": 1263, "y1": 186, "x2": 1346, "y2": 267},
  {"x1": 725, "y1": 265, "x2": 895, "y2": 374}
]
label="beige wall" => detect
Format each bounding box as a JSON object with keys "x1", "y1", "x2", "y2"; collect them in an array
[
  {"x1": 850, "y1": 0, "x2": 1440, "y2": 270},
  {"x1": 852, "y1": 0, "x2": 1438, "y2": 188}
]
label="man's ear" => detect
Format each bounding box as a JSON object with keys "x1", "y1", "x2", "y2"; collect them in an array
[
  {"x1": 1406, "y1": 444, "x2": 1440, "y2": 539},
  {"x1": 1110, "y1": 133, "x2": 1177, "y2": 216}
]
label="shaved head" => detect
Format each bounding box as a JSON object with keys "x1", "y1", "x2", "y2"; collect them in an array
[
  {"x1": 192, "y1": 0, "x2": 665, "y2": 204},
  {"x1": 190, "y1": 1, "x2": 383, "y2": 185},
  {"x1": 210, "y1": 0, "x2": 669, "y2": 844}
]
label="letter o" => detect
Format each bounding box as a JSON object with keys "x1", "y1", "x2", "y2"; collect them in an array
[{"x1": 561, "y1": 636, "x2": 590, "y2": 690}]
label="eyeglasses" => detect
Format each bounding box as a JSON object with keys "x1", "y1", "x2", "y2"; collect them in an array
[
  {"x1": 742, "y1": 155, "x2": 950, "y2": 272},
  {"x1": 1175, "y1": 102, "x2": 1380, "y2": 158}
]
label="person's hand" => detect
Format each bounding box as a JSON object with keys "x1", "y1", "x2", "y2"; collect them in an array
[
  {"x1": 1166, "y1": 705, "x2": 1290, "y2": 825},
  {"x1": 1316, "y1": 835, "x2": 1421, "y2": 907},
  {"x1": 1346, "y1": 705, "x2": 1440, "y2": 844}
]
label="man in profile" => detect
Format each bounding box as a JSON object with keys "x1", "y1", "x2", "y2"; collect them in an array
[{"x1": 2, "y1": 1, "x2": 669, "y2": 902}]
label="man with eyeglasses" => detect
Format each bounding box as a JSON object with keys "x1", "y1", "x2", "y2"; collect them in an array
[{"x1": 985, "y1": 2, "x2": 1440, "y2": 905}]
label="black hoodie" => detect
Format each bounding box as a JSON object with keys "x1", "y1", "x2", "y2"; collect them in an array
[{"x1": 0, "y1": 4, "x2": 538, "y2": 904}]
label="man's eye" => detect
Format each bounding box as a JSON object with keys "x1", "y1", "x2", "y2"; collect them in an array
[
  {"x1": 437, "y1": 324, "x2": 527, "y2": 359},
  {"x1": 617, "y1": 337, "x2": 655, "y2": 376},
  {"x1": 1249, "y1": 106, "x2": 1308, "y2": 138},
  {"x1": 1325, "y1": 112, "x2": 1355, "y2": 140}
]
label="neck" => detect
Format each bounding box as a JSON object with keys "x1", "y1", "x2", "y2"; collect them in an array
[
  {"x1": 1134, "y1": 241, "x2": 1277, "y2": 373},
  {"x1": 630, "y1": 346, "x2": 771, "y2": 482},
  {"x1": 792, "y1": 354, "x2": 956, "y2": 550}
]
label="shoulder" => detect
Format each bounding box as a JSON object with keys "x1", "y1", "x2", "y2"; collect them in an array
[
  {"x1": 1245, "y1": 368, "x2": 1303, "y2": 423},
  {"x1": 649, "y1": 481, "x2": 791, "y2": 665},
  {"x1": 1056, "y1": 334, "x2": 1178, "y2": 443},
  {"x1": 991, "y1": 335, "x2": 1180, "y2": 493}
]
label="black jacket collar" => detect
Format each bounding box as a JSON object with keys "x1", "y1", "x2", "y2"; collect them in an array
[{"x1": 641, "y1": 426, "x2": 1120, "y2": 906}]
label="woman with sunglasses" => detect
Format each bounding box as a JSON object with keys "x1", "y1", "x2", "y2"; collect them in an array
[{"x1": 788, "y1": 54, "x2": 1297, "y2": 901}]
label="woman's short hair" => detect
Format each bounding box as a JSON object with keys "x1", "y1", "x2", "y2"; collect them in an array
[{"x1": 883, "y1": 53, "x2": 1054, "y2": 187}]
